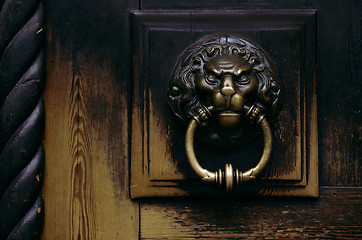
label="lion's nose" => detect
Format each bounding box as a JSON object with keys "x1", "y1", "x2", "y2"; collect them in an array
[
  {"x1": 221, "y1": 75, "x2": 236, "y2": 97},
  {"x1": 220, "y1": 75, "x2": 236, "y2": 108}
]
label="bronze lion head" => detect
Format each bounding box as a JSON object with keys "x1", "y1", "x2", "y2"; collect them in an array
[{"x1": 168, "y1": 34, "x2": 280, "y2": 146}]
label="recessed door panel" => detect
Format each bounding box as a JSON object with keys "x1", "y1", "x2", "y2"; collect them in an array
[{"x1": 130, "y1": 10, "x2": 318, "y2": 198}]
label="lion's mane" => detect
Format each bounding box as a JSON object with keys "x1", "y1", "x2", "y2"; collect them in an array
[{"x1": 168, "y1": 34, "x2": 280, "y2": 123}]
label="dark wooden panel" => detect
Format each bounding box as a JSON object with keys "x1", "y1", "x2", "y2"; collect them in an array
[
  {"x1": 141, "y1": 0, "x2": 307, "y2": 9},
  {"x1": 140, "y1": 0, "x2": 362, "y2": 186},
  {"x1": 140, "y1": 0, "x2": 362, "y2": 187},
  {"x1": 141, "y1": 187, "x2": 362, "y2": 239},
  {"x1": 308, "y1": 0, "x2": 362, "y2": 186}
]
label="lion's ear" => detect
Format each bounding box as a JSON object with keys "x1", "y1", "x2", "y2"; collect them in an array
[
  {"x1": 192, "y1": 58, "x2": 201, "y2": 69},
  {"x1": 251, "y1": 57, "x2": 265, "y2": 72}
]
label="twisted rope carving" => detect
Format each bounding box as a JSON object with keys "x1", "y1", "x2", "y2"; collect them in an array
[{"x1": 0, "y1": 0, "x2": 45, "y2": 238}]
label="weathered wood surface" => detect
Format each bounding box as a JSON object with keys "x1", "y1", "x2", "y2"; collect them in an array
[
  {"x1": 40, "y1": 0, "x2": 361, "y2": 239},
  {"x1": 42, "y1": 0, "x2": 138, "y2": 239},
  {"x1": 141, "y1": 187, "x2": 362, "y2": 239},
  {"x1": 310, "y1": 0, "x2": 362, "y2": 186}
]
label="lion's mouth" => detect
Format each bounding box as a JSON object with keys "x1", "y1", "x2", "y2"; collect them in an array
[
  {"x1": 215, "y1": 109, "x2": 242, "y2": 116},
  {"x1": 217, "y1": 109, "x2": 239, "y2": 114},
  {"x1": 215, "y1": 110, "x2": 242, "y2": 128}
]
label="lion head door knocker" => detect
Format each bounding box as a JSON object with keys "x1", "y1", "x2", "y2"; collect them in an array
[{"x1": 168, "y1": 34, "x2": 280, "y2": 191}]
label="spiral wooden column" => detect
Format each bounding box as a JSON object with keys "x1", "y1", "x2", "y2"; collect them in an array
[{"x1": 0, "y1": 0, "x2": 45, "y2": 238}]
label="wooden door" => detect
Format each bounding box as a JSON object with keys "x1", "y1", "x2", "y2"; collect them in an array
[{"x1": 28, "y1": 0, "x2": 362, "y2": 238}]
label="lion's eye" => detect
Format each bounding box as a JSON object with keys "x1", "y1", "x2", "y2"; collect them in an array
[
  {"x1": 236, "y1": 73, "x2": 250, "y2": 85},
  {"x1": 205, "y1": 74, "x2": 218, "y2": 85}
]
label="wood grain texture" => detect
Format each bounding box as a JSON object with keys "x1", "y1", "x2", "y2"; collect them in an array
[
  {"x1": 309, "y1": 0, "x2": 362, "y2": 186},
  {"x1": 42, "y1": 24, "x2": 74, "y2": 239},
  {"x1": 42, "y1": 0, "x2": 139, "y2": 239},
  {"x1": 140, "y1": 187, "x2": 362, "y2": 239}
]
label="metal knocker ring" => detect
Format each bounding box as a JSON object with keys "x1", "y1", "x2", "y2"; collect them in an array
[
  {"x1": 185, "y1": 107, "x2": 272, "y2": 192},
  {"x1": 168, "y1": 34, "x2": 280, "y2": 192}
]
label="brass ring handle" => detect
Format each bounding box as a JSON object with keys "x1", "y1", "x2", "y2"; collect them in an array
[{"x1": 185, "y1": 116, "x2": 272, "y2": 192}]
